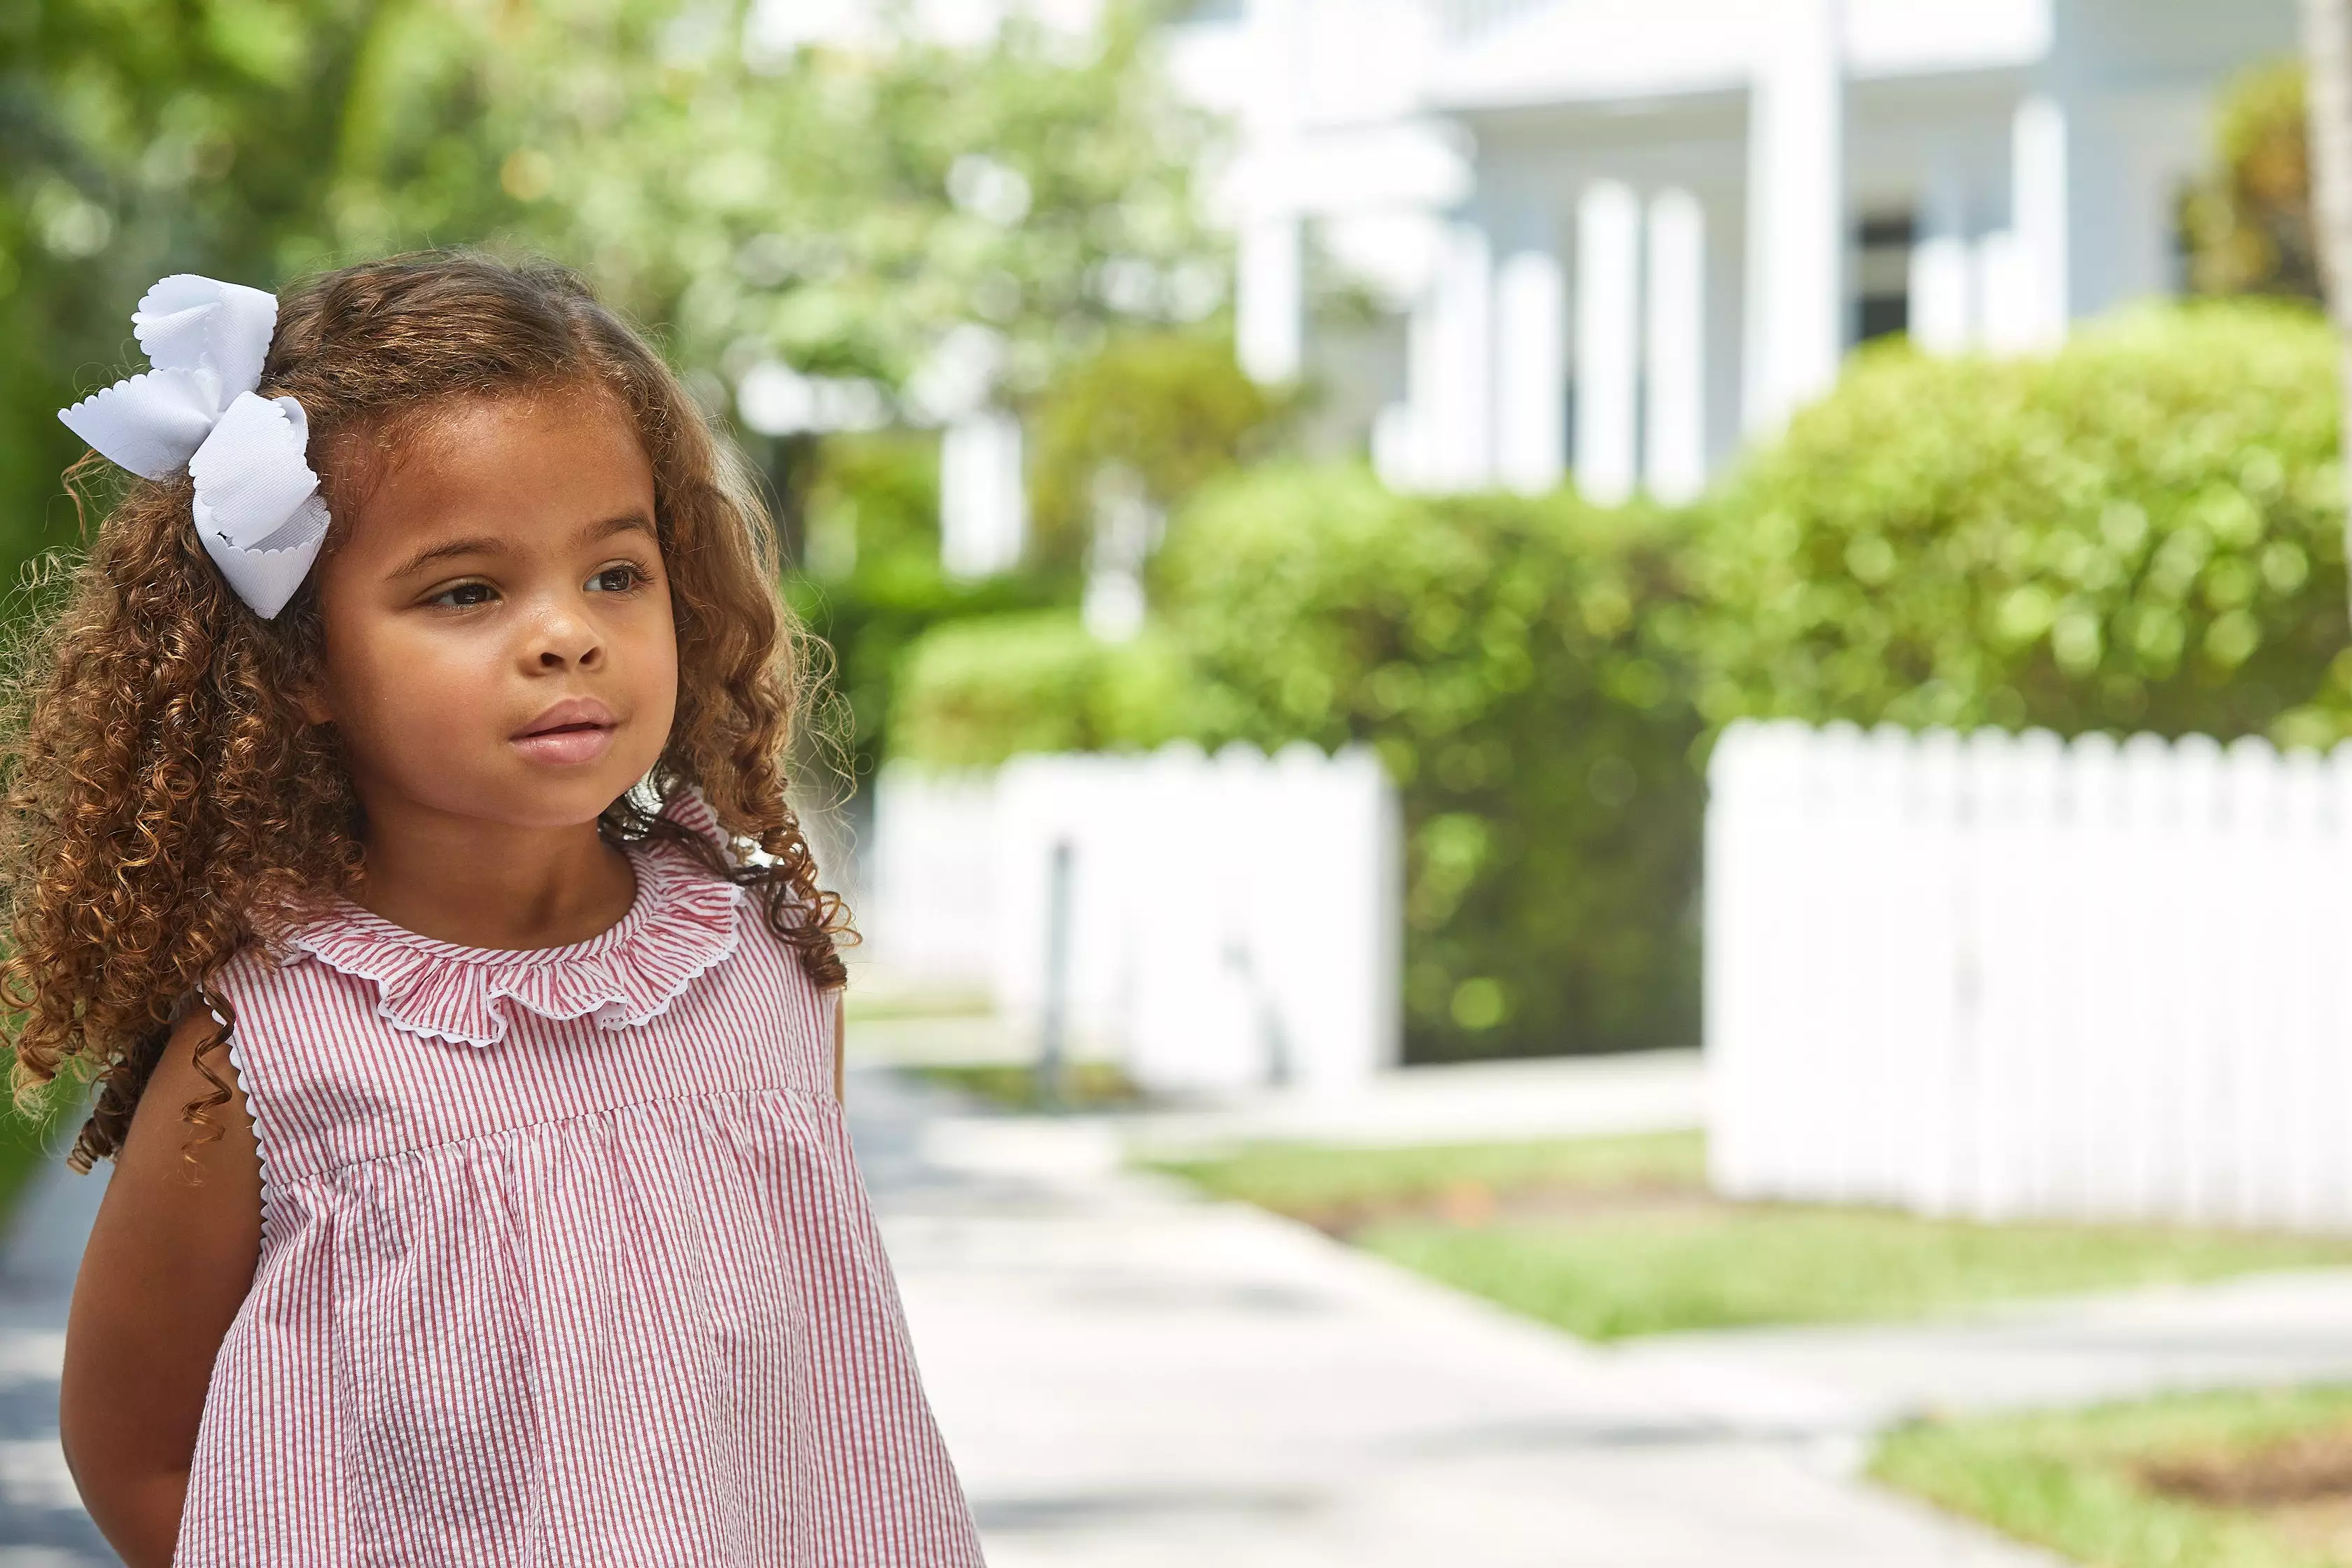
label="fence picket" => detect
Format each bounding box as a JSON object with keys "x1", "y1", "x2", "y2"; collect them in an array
[{"x1": 1710, "y1": 720, "x2": 2352, "y2": 1231}]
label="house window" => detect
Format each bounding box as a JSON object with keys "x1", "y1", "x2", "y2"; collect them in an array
[{"x1": 1855, "y1": 212, "x2": 1915, "y2": 344}]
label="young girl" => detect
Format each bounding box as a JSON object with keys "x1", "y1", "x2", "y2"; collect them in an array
[{"x1": 8, "y1": 254, "x2": 985, "y2": 1565}]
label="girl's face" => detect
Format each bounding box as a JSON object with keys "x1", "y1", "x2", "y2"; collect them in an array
[{"x1": 304, "y1": 388, "x2": 680, "y2": 837}]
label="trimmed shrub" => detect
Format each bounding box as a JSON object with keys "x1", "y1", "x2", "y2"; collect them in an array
[
  {"x1": 787, "y1": 433, "x2": 1067, "y2": 788},
  {"x1": 890, "y1": 610, "x2": 1194, "y2": 766},
  {"x1": 890, "y1": 465, "x2": 1707, "y2": 1062},
  {"x1": 1677, "y1": 304, "x2": 2350, "y2": 745},
  {"x1": 1155, "y1": 466, "x2": 1702, "y2": 1063}
]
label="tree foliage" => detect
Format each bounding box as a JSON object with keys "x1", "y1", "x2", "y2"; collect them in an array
[
  {"x1": 2183, "y1": 59, "x2": 2322, "y2": 302},
  {"x1": 2, "y1": 0, "x2": 1222, "y2": 579},
  {"x1": 1025, "y1": 330, "x2": 1292, "y2": 570}
]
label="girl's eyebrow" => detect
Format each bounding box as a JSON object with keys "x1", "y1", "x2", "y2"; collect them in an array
[
  {"x1": 391, "y1": 536, "x2": 503, "y2": 578},
  {"x1": 576, "y1": 512, "x2": 657, "y2": 547},
  {"x1": 390, "y1": 514, "x2": 654, "y2": 580}
]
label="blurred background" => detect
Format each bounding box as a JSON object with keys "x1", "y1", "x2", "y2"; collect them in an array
[{"x1": 15, "y1": 1, "x2": 2352, "y2": 1564}]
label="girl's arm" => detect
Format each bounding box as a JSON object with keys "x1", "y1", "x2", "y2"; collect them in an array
[{"x1": 61, "y1": 1011, "x2": 261, "y2": 1568}]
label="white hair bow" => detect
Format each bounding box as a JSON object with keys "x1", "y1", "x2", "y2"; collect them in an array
[{"x1": 58, "y1": 275, "x2": 329, "y2": 620}]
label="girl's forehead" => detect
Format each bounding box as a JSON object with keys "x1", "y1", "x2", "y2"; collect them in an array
[
  {"x1": 390, "y1": 386, "x2": 640, "y2": 472},
  {"x1": 337, "y1": 393, "x2": 657, "y2": 565}
]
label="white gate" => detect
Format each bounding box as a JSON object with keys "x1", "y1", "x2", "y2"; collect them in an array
[
  {"x1": 866, "y1": 743, "x2": 1402, "y2": 1096},
  {"x1": 1707, "y1": 720, "x2": 2352, "y2": 1231}
]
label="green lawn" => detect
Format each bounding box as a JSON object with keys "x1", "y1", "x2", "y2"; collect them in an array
[
  {"x1": 1876, "y1": 1387, "x2": 2352, "y2": 1568},
  {"x1": 912, "y1": 1059, "x2": 1146, "y2": 1112},
  {"x1": 1150, "y1": 1133, "x2": 2352, "y2": 1341}
]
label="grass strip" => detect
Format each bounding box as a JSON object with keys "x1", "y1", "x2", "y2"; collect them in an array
[
  {"x1": 1152, "y1": 1133, "x2": 2352, "y2": 1341},
  {"x1": 912, "y1": 1059, "x2": 1144, "y2": 1112},
  {"x1": 1876, "y1": 1387, "x2": 2352, "y2": 1568}
]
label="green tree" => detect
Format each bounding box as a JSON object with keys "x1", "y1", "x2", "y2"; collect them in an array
[
  {"x1": 2183, "y1": 59, "x2": 2320, "y2": 302},
  {"x1": 425, "y1": 0, "x2": 1223, "y2": 427},
  {"x1": 4, "y1": 0, "x2": 1223, "y2": 581},
  {"x1": 1025, "y1": 330, "x2": 1292, "y2": 571},
  {"x1": 2, "y1": 0, "x2": 536, "y2": 571},
  {"x1": 891, "y1": 466, "x2": 1708, "y2": 1062}
]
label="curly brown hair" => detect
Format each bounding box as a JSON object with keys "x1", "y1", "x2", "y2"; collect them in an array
[{"x1": 1, "y1": 251, "x2": 850, "y2": 1170}]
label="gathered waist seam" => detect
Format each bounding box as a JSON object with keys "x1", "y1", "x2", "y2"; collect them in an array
[{"x1": 258, "y1": 1082, "x2": 844, "y2": 1186}]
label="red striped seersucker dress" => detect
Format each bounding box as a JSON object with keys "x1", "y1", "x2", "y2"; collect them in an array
[{"x1": 174, "y1": 792, "x2": 984, "y2": 1567}]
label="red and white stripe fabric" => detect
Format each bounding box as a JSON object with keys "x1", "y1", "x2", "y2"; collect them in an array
[{"x1": 176, "y1": 793, "x2": 983, "y2": 1567}]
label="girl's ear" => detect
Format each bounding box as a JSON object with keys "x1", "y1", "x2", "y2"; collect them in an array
[{"x1": 289, "y1": 675, "x2": 334, "y2": 727}]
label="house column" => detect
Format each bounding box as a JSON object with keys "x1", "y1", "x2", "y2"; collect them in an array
[
  {"x1": 1391, "y1": 299, "x2": 1441, "y2": 490},
  {"x1": 1910, "y1": 170, "x2": 1973, "y2": 354},
  {"x1": 1494, "y1": 237, "x2": 1567, "y2": 495},
  {"x1": 940, "y1": 410, "x2": 1027, "y2": 578},
  {"x1": 2011, "y1": 94, "x2": 2071, "y2": 347},
  {"x1": 1238, "y1": 217, "x2": 1304, "y2": 383},
  {"x1": 1977, "y1": 96, "x2": 2070, "y2": 354},
  {"x1": 1742, "y1": 0, "x2": 1844, "y2": 436},
  {"x1": 1426, "y1": 221, "x2": 1496, "y2": 491},
  {"x1": 1643, "y1": 188, "x2": 1707, "y2": 504},
  {"x1": 1574, "y1": 181, "x2": 1641, "y2": 506},
  {"x1": 1236, "y1": 0, "x2": 1306, "y2": 384}
]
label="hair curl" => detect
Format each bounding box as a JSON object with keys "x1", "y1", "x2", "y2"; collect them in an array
[{"x1": 1, "y1": 251, "x2": 852, "y2": 1170}]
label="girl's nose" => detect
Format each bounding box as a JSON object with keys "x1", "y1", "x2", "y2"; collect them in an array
[{"x1": 530, "y1": 610, "x2": 603, "y2": 671}]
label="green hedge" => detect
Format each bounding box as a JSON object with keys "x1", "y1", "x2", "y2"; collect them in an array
[
  {"x1": 1677, "y1": 303, "x2": 2349, "y2": 745},
  {"x1": 890, "y1": 611, "x2": 1194, "y2": 765},
  {"x1": 787, "y1": 433, "x2": 1068, "y2": 788},
  {"x1": 895, "y1": 466, "x2": 1704, "y2": 1063},
  {"x1": 885, "y1": 301, "x2": 2352, "y2": 1063},
  {"x1": 1158, "y1": 469, "x2": 1704, "y2": 1062}
]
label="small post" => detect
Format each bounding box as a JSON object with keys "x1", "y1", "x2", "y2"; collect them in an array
[
  {"x1": 1037, "y1": 839, "x2": 1074, "y2": 1111},
  {"x1": 1224, "y1": 938, "x2": 1291, "y2": 1090}
]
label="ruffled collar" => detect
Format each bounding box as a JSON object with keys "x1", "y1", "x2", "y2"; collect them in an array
[{"x1": 286, "y1": 808, "x2": 745, "y2": 1049}]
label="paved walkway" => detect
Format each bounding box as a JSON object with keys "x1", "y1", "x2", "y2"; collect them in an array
[
  {"x1": 848, "y1": 1029, "x2": 1709, "y2": 1154},
  {"x1": 1617, "y1": 1267, "x2": 2352, "y2": 1436},
  {"x1": 857, "y1": 1067, "x2": 2066, "y2": 1567},
  {"x1": 6, "y1": 1064, "x2": 2352, "y2": 1562},
  {"x1": 0, "y1": 1156, "x2": 115, "y2": 1566}
]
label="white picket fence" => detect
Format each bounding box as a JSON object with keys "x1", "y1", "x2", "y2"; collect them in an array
[
  {"x1": 1707, "y1": 720, "x2": 2352, "y2": 1233},
  {"x1": 864, "y1": 743, "x2": 1402, "y2": 1096}
]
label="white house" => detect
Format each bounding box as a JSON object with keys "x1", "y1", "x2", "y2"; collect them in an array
[{"x1": 1167, "y1": 0, "x2": 2298, "y2": 503}]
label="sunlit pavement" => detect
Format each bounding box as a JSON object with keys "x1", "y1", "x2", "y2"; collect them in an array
[
  {"x1": 0, "y1": 1160, "x2": 115, "y2": 1566},
  {"x1": 848, "y1": 1066, "x2": 2064, "y2": 1568},
  {"x1": 841, "y1": 1016, "x2": 1711, "y2": 1155},
  {"x1": 1614, "y1": 1267, "x2": 2352, "y2": 1434},
  {"x1": 6, "y1": 1064, "x2": 2351, "y2": 1563}
]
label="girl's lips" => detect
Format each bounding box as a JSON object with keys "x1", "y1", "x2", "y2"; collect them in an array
[
  {"x1": 510, "y1": 722, "x2": 616, "y2": 767},
  {"x1": 512, "y1": 696, "x2": 619, "y2": 766}
]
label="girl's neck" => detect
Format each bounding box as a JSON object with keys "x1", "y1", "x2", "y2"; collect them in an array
[{"x1": 350, "y1": 805, "x2": 638, "y2": 952}]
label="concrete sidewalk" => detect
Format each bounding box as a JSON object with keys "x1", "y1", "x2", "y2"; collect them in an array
[
  {"x1": 1116, "y1": 1049, "x2": 1708, "y2": 1156},
  {"x1": 0, "y1": 1156, "x2": 116, "y2": 1566},
  {"x1": 5, "y1": 1062, "x2": 2351, "y2": 1564},
  {"x1": 853, "y1": 1067, "x2": 2066, "y2": 1567},
  {"x1": 1620, "y1": 1268, "x2": 2352, "y2": 1437},
  {"x1": 848, "y1": 1024, "x2": 1709, "y2": 1155}
]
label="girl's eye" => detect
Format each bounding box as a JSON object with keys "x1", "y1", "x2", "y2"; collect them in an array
[
  {"x1": 587, "y1": 564, "x2": 645, "y2": 594},
  {"x1": 429, "y1": 582, "x2": 497, "y2": 610}
]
